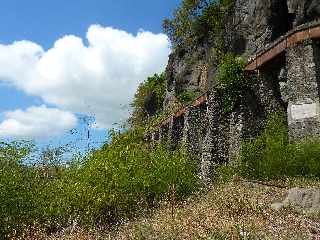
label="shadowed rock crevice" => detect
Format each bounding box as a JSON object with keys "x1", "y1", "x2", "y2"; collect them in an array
[
  {"x1": 306, "y1": 0, "x2": 320, "y2": 22},
  {"x1": 269, "y1": 0, "x2": 291, "y2": 40},
  {"x1": 144, "y1": 91, "x2": 158, "y2": 116}
]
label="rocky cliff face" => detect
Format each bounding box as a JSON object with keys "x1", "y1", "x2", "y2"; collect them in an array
[
  {"x1": 155, "y1": 0, "x2": 320, "y2": 181},
  {"x1": 164, "y1": 0, "x2": 320, "y2": 110},
  {"x1": 164, "y1": 44, "x2": 211, "y2": 110}
]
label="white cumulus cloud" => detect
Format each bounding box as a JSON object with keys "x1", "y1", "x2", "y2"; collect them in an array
[
  {"x1": 0, "y1": 105, "x2": 77, "y2": 139},
  {"x1": 0, "y1": 25, "x2": 170, "y2": 130}
]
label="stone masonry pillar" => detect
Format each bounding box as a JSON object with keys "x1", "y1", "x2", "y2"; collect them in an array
[
  {"x1": 286, "y1": 39, "x2": 320, "y2": 140},
  {"x1": 228, "y1": 109, "x2": 244, "y2": 161},
  {"x1": 200, "y1": 89, "x2": 223, "y2": 183},
  {"x1": 171, "y1": 115, "x2": 184, "y2": 149},
  {"x1": 182, "y1": 106, "x2": 205, "y2": 161}
]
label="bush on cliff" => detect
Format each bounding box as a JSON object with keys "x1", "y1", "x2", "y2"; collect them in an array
[
  {"x1": 163, "y1": 0, "x2": 234, "y2": 47},
  {"x1": 216, "y1": 54, "x2": 246, "y2": 113},
  {"x1": 177, "y1": 89, "x2": 200, "y2": 104}
]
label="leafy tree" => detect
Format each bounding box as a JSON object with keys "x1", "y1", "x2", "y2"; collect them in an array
[
  {"x1": 163, "y1": 0, "x2": 234, "y2": 47},
  {"x1": 0, "y1": 141, "x2": 36, "y2": 238},
  {"x1": 0, "y1": 141, "x2": 34, "y2": 165}
]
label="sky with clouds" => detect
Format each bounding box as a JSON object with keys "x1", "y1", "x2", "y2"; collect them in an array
[{"x1": 0, "y1": 0, "x2": 180, "y2": 146}]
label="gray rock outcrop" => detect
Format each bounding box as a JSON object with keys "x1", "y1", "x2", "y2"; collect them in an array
[{"x1": 272, "y1": 187, "x2": 320, "y2": 215}]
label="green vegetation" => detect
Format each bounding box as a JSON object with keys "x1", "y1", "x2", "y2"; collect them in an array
[
  {"x1": 216, "y1": 54, "x2": 247, "y2": 113},
  {"x1": 130, "y1": 73, "x2": 166, "y2": 128},
  {"x1": 71, "y1": 129, "x2": 199, "y2": 226},
  {"x1": 0, "y1": 141, "x2": 36, "y2": 237},
  {"x1": 221, "y1": 113, "x2": 320, "y2": 181},
  {"x1": 163, "y1": 0, "x2": 234, "y2": 47},
  {"x1": 0, "y1": 141, "x2": 76, "y2": 239},
  {"x1": 0, "y1": 129, "x2": 199, "y2": 239},
  {"x1": 0, "y1": 69, "x2": 200, "y2": 239},
  {"x1": 177, "y1": 89, "x2": 200, "y2": 104}
]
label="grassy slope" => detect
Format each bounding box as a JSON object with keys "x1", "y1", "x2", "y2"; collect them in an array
[{"x1": 28, "y1": 178, "x2": 320, "y2": 240}]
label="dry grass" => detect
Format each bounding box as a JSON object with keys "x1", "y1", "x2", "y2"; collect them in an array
[{"x1": 23, "y1": 178, "x2": 320, "y2": 240}]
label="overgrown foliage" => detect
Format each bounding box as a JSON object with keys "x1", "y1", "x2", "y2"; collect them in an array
[
  {"x1": 235, "y1": 113, "x2": 320, "y2": 180},
  {"x1": 0, "y1": 141, "x2": 74, "y2": 239},
  {"x1": 71, "y1": 129, "x2": 199, "y2": 226},
  {"x1": 0, "y1": 142, "x2": 33, "y2": 237},
  {"x1": 0, "y1": 130, "x2": 199, "y2": 239},
  {"x1": 216, "y1": 54, "x2": 247, "y2": 112},
  {"x1": 163, "y1": 0, "x2": 234, "y2": 48},
  {"x1": 177, "y1": 89, "x2": 200, "y2": 104},
  {"x1": 130, "y1": 73, "x2": 166, "y2": 127}
]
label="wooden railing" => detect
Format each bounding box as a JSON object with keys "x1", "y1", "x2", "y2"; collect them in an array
[{"x1": 245, "y1": 20, "x2": 320, "y2": 70}]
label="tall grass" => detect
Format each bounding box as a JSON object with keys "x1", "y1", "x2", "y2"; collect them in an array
[{"x1": 236, "y1": 113, "x2": 320, "y2": 180}]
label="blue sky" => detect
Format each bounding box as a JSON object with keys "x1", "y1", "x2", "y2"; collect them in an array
[
  {"x1": 0, "y1": 0, "x2": 180, "y2": 151},
  {"x1": 0, "y1": 0, "x2": 180, "y2": 47}
]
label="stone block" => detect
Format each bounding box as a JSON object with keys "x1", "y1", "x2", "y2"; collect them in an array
[{"x1": 286, "y1": 40, "x2": 320, "y2": 140}]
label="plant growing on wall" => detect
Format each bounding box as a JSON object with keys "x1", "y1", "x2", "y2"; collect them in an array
[
  {"x1": 163, "y1": 0, "x2": 235, "y2": 48},
  {"x1": 177, "y1": 90, "x2": 200, "y2": 104},
  {"x1": 217, "y1": 54, "x2": 247, "y2": 113}
]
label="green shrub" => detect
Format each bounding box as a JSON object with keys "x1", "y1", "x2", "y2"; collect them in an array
[
  {"x1": 163, "y1": 0, "x2": 234, "y2": 47},
  {"x1": 0, "y1": 129, "x2": 199, "y2": 238},
  {"x1": 0, "y1": 142, "x2": 75, "y2": 238},
  {"x1": 0, "y1": 141, "x2": 35, "y2": 238},
  {"x1": 216, "y1": 54, "x2": 247, "y2": 113},
  {"x1": 235, "y1": 113, "x2": 320, "y2": 180},
  {"x1": 177, "y1": 90, "x2": 199, "y2": 104},
  {"x1": 215, "y1": 163, "x2": 236, "y2": 183},
  {"x1": 194, "y1": 0, "x2": 233, "y2": 42},
  {"x1": 237, "y1": 113, "x2": 288, "y2": 179},
  {"x1": 71, "y1": 129, "x2": 199, "y2": 225}
]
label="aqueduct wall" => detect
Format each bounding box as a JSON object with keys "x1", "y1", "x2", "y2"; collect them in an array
[{"x1": 149, "y1": 20, "x2": 320, "y2": 181}]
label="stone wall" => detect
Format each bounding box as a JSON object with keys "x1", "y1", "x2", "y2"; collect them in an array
[
  {"x1": 200, "y1": 89, "x2": 226, "y2": 182},
  {"x1": 198, "y1": 68, "x2": 286, "y2": 181},
  {"x1": 182, "y1": 104, "x2": 208, "y2": 162},
  {"x1": 171, "y1": 115, "x2": 185, "y2": 149},
  {"x1": 286, "y1": 39, "x2": 320, "y2": 140},
  {"x1": 156, "y1": 63, "x2": 289, "y2": 182}
]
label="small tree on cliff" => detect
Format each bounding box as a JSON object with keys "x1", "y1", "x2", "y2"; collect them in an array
[
  {"x1": 129, "y1": 73, "x2": 166, "y2": 128},
  {"x1": 163, "y1": 0, "x2": 234, "y2": 47},
  {"x1": 217, "y1": 54, "x2": 246, "y2": 113}
]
